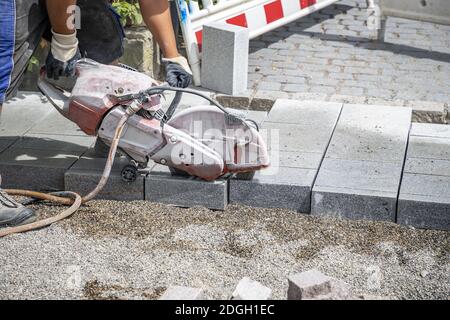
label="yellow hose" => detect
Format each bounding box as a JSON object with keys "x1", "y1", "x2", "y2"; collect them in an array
[{"x1": 0, "y1": 112, "x2": 130, "y2": 238}]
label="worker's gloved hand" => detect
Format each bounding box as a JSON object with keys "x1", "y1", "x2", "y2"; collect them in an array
[
  {"x1": 45, "y1": 29, "x2": 81, "y2": 80},
  {"x1": 163, "y1": 56, "x2": 193, "y2": 88}
]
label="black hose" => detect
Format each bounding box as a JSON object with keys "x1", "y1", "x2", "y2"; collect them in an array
[{"x1": 117, "y1": 86, "x2": 249, "y2": 128}]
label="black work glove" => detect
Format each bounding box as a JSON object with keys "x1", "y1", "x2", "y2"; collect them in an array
[
  {"x1": 163, "y1": 56, "x2": 193, "y2": 88},
  {"x1": 45, "y1": 49, "x2": 81, "y2": 80}
]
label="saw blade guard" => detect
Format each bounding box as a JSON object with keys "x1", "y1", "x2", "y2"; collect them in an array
[{"x1": 167, "y1": 106, "x2": 270, "y2": 175}]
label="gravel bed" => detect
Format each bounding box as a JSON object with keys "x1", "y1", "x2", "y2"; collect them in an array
[{"x1": 0, "y1": 200, "x2": 448, "y2": 300}]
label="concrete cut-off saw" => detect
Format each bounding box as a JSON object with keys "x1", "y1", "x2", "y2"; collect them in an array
[{"x1": 0, "y1": 59, "x2": 270, "y2": 237}]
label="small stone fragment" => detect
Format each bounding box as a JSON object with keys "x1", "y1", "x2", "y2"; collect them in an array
[
  {"x1": 288, "y1": 269, "x2": 352, "y2": 300},
  {"x1": 159, "y1": 286, "x2": 204, "y2": 300},
  {"x1": 231, "y1": 277, "x2": 272, "y2": 300}
]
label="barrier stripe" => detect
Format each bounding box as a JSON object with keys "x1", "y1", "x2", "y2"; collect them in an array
[
  {"x1": 301, "y1": 0, "x2": 317, "y2": 9},
  {"x1": 195, "y1": 30, "x2": 203, "y2": 51},
  {"x1": 264, "y1": 0, "x2": 284, "y2": 24},
  {"x1": 194, "y1": 0, "x2": 318, "y2": 50},
  {"x1": 226, "y1": 13, "x2": 248, "y2": 27},
  {"x1": 176, "y1": 0, "x2": 341, "y2": 85}
]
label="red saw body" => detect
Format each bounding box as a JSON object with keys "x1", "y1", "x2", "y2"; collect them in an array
[{"x1": 38, "y1": 59, "x2": 269, "y2": 181}]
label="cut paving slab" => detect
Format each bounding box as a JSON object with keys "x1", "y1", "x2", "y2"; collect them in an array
[
  {"x1": 312, "y1": 104, "x2": 412, "y2": 222},
  {"x1": 66, "y1": 156, "x2": 229, "y2": 209},
  {"x1": 65, "y1": 152, "x2": 144, "y2": 201},
  {"x1": 398, "y1": 124, "x2": 450, "y2": 231},
  {"x1": 145, "y1": 166, "x2": 228, "y2": 211},
  {"x1": 230, "y1": 99, "x2": 343, "y2": 212}
]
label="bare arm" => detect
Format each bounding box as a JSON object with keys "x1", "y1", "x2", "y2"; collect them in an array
[
  {"x1": 46, "y1": 0, "x2": 77, "y2": 34},
  {"x1": 138, "y1": 0, "x2": 179, "y2": 58}
]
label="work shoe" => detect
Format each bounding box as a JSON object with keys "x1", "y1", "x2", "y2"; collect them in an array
[{"x1": 0, "y1": 188, "x2": 36, "y2": 228}]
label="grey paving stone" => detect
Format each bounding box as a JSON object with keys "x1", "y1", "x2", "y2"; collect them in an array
[
  {"x1": 145, "y1": 172, "x2": 228, "y2": 210},
  {"x1": 325, "y1": 104, "x2": 412, "y2": 162},
  {"x1": 257, "y1": 81, "x2": 281, "y2": 91},
  {"x1": 12, "y1": 133, "x2": 95, "y2": 153},
  {"x1": 201, "y1": 22, "x2": 249, "y2": 95},
  {"x1": 248, "y1": 0, "x2": 450, "y2": 106},
  {"x1": 410, "y1": 123, "x2": 450, "y2": 138},
  {"x1": 266, "y1": 99, "x2": 342, "y2": 125},
  {"x1": 231, "y1": 277, "x2": 272, "y2": 300},
  {"x1": 0, "y1": 148, "x2": 80, "y2": 191},
  {"x1": 405, "y1": 158, "x2": 450, "y2": 177},
  {"x1": 312, "y1": 186, "x2": 397, "y2": 221},
  {"x1": 407, "y1": 136, "x2": 450, "y2": 160},
  {"x1": 159, "y1": 286, "x2": 204, "y2": 300},
  {"x1": 265, "y1": 75, "x2": 307, "y2": 84},
  {"x1": 338, "y1": 87, "x2": 365, "y2": 97},
  {"x1": 0, "y1": 96, "x2": 53, "y2": 137},
  {"x1": 275, "y1": 151, "x2": 323, "y2": 169},
  {"x1": 311, "y1": 105, "x2": 412, "y2": 221},
  {"x1": 305, "y1": 279, "x2": 351, "y2": 300},
  {"x1": 282, "y1": 84, "x2": 310, "y2": 93},
  {"x1": 230, "y1": 99, "x2": 342, "y2": 212},
  {"x1": 328, "y1": 94, "x2": 367, "y2": 104},
  {"x1": 229, "y1": 168, "x2": 315, "y2": 213},
  {"x1": 262, "y1": 122, "x2": 336, "y2": 153},
  {"x1": 245, "y1": 110, "x2": 268, "y2": 125},
  {"x1": 314, "y1": 159, "x2": 401, "y2": 193},
  {"x1": 398, "y1": 174, "x2": 450, "y2": 231},
  {"x1": 309, "y1": 78, "x2": 340, "y2": 87},
  {"x1": 288, "y1": 269, "x2": 332, "y2": 300},
  {"x1": 309, "y1": 85, "x2": 338, "y2": 95},
  {"x1": 0, "y1": 133, "x2": 93, "y2": 189},
  {"x1": 27, "y1": 109, "x2": 87, "y2": 136},
  {"x1": 65, "y1": 156, "x2": 144, "y2": 201},
  {"x1": 312, "y1": 159, "x2": 401, "y2": 221},
  {"x1": 398, "y1": 123, "x2": 450, "y2": 230}
]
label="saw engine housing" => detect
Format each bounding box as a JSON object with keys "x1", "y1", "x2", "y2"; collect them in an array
[{"x1": 38, "y1": 59, "x2": 269, "y2": 181}]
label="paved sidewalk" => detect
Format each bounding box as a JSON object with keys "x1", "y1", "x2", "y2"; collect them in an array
[
  {"x1": 1, "y1": 92, "x2": 450, "y2": 230},
  {"x1": 246, "y1": 0, "x2": 450, "y2": 111}
]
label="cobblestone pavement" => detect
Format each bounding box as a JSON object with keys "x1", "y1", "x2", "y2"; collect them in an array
[{"x1": 248, "y1": 0, "x2": 450, "y2": 107}]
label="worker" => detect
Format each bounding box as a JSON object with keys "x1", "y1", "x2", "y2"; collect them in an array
[{"x1": 0, "y1": 0, "x2": 192, "y2": 228}]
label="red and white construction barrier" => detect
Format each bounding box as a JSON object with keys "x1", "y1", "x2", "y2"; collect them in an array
[{"x1": 176, "y1": 0, "x2": 341, "y2": 85}]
